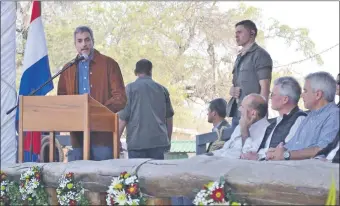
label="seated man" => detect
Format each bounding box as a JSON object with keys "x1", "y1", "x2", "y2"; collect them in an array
[
  {"x1": 266, "y1": 71, "x2": 339, "y2": 161},
  {"x1": 241, "y1": 77, "x2": 307, "y2": 160},
  {"x1": 206, "y1": 98, "x2": 230, "y2": 152},
  {"x1": 211, "y1": 94, "x2": 269, "y2": 159},
  {"x1": 314, "y1": 132, "x2": 339, "y2": 163}
]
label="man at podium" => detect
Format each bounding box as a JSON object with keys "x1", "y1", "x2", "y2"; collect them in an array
[{"x1": 57, "y1": 26, "x2": 127, "y2": 161}]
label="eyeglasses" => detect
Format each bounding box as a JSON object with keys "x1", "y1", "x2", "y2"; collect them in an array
[{"x1": 270, "y1": 92, "x2": 278, "y2": 98}]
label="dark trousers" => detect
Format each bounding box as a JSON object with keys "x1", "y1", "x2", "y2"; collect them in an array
[
  {"x1": 128, "y1": 146, "x2": 167, "y2": 160},
  {"x1": 68, "y1": 146, "x2": 112, "y2": 161},
  {"x1": 231, "y1": 116, "x2": 240, "y2": 128}
]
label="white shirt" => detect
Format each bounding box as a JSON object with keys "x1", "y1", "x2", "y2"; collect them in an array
[
  {"x1": 326, "y1": 142, "x2": 340, "y2": 161},
  {"x1": 258, "y1": 115, "x2": 305, "y2": 159},
  {"x1": 213, "y1": 117, "x2": 270, "y2": 159}
]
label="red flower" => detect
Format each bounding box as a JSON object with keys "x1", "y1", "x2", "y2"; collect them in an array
[
  {"x1": 69, "y1": 199, "x2": 77, "y2": 206},
  {"x1": 120, "y1": 171, "x2": 127, "y2": 177},
  {"x1": 35, "y1": 173, "x2": 40, "y2": 180},
  {"x1": 110, "y1": 197, "x2": 115, "y2": 205},
  {"x1": 127, "y1": 184, "x2": 138, "y2": 195},
  {"x1": 0, "y1": 173, "x2": 6, "y2": 181},
  {"x1": 211, "y1": 188, "x2": 225, "y2": 202},
  {"x1": 66, "y1": 172, "x2": 74, "y2": 179}
]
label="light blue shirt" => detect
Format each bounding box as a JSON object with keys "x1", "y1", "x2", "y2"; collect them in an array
[
  {"x1": 285, "y1": 103, "x2": 339, "y2": 151},
  {"x1": 78, "y1": 50, "x2": 93, "y2": 94}
]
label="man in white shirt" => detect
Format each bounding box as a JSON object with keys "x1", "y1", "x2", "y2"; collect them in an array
[
  {"x1": 212, "y1": 93, "x2": 269, "y2": 158},
  {"x1": 314, "y1": 133, "x2": 339, "y2": 163},
  {"x1": 240, "y1": 77, "x2": 307, "y2": 160}
]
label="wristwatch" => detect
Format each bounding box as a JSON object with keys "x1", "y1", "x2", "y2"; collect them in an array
[{"x1": 283, "y1": 151, "x2": 291, "y2": 160}]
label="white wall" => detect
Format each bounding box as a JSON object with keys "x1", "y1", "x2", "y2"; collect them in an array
[{"x1": 1, "y1": 1, "x2": 17, "y2": 163}]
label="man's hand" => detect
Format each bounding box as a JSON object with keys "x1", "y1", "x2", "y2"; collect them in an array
[
  {"x1": 266, "y1": 142, "x2": 285, "y2": 161},
  {"x1": 239, "y1": 112, "x2": 257, "y2": 138},
  {"x1": 239, "y1": 114, "x2": 257, "y2": 130},
  {"x1": 229, "y1": 86, "x2": 241, "y2": 99},
  {"x1": 240, "y1": 152, "x2": 258, "y2": 160}
]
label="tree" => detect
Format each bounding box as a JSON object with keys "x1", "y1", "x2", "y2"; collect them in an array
[{"x1": 15, "y1": 2, "x2": 323, "y2": 130}]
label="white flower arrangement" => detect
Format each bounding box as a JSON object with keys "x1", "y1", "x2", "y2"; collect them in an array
[
  {"x1": 193, "y1": 177, "x2": 246, "y2": 206},
  {"x1": 18, "y1": 166, "x2": 48, "y2": 205},
  {"x1": 106, "y1": 171, "x2": 145, "y2": 205},
  {"x1": 0, "y1": 171, "x2": 9, "y2": 205},
  {"x1": 56, "y1": 172, "x2": 88, "y2": 206}
]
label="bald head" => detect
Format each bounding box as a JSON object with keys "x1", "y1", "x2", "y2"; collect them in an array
[{"x1": 243, "y1": 94, "x2": 268, "y2": 118}]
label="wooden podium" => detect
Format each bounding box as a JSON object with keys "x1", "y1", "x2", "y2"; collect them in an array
[{"x1": 17, "y1": 94, "x2": 119, "y2": 162}]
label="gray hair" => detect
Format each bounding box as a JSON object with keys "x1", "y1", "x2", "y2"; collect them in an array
[
  {"x1": 74, "y1": 26, "x2": 94, "y2": 44},
  {"x1": 305, "y1": 71, "x2": 336, "y2": 102},
  {"x1": 274, "y1": 76, "x2": 301, "y2": 104}
]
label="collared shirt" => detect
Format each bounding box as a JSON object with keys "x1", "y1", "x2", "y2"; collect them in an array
[
  {"x1": 231, "y1": 43, "x2": 273, "y2": 117},
  {"x1": 213, "y1": 117, "x2": 270, "y2": 158},
  {"x1": 239, "y1": 42, "x2": 255, "y2": 56},
  {"x1": 212, "y1": 121, "x2": 224, "y2": 132},
  {"x1": 57, "y1": 49, "x2": 127, "y2": 147},
  {"x1": 118, "y1": 76, "x2": 174, "y2": 150},
  {"x1": 78, "y1": 50, "x2": 94, "y2": 94},
  {"x1": 285, "y1": 103, "x2": 340, "y2": 151},
  {"x1": 257, "y1": 115, "x2": 305, "y2": 159}
]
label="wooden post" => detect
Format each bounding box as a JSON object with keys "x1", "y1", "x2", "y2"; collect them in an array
[
  {"x1": 49, "y1": 132, "x2": 55, "y2": 162},
  {"x1": 83, "y1": 94, "x2": 90, "y2": 160},
  {"x1": 113, "y1": 113, "x2": 119, "y2": 159},
  {"x1": 18, "y1": 96, "x2": 24, "y2": 163}
]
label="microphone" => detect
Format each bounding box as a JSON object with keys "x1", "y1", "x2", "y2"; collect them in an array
[
  {"x1": 80, "y1": 53, "x2": 89, "y2": 61},
  {"x1": 69, "y1": 53, "x2": 89, "y2": 65}
]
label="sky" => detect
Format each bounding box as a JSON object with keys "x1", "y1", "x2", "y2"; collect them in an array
[{"x1": 218, "y1": 1, "x2": 339, "y2": 78}]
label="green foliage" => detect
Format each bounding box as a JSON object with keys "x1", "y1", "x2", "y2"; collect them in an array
[
  {"x1": 266, "y1": 18, "x2": 323, "y2": 65},
  {"x1": 56, "y1": 172, "x2": 89, "y2": 206},
  {"x1": 19, "y1": 166, "x2": 49, "y2": 205},
  {"x1": 1, "y1": 169, "x2": 90, "y2": 206},
  {"x1": 7, "y1": 182, "x2": 23, "y2": 205},
  {"x1": 32, "y1": 187, "x2": 49, "y2": 206}
]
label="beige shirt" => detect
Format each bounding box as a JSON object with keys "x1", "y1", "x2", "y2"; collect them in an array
[{"x1": 213, "y1": 117, "x2": 270, "y2": 159}]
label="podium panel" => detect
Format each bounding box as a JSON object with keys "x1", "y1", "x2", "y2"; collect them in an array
[{"x1": 18, "y1": 94, "x2": 119, "y2": 162}]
